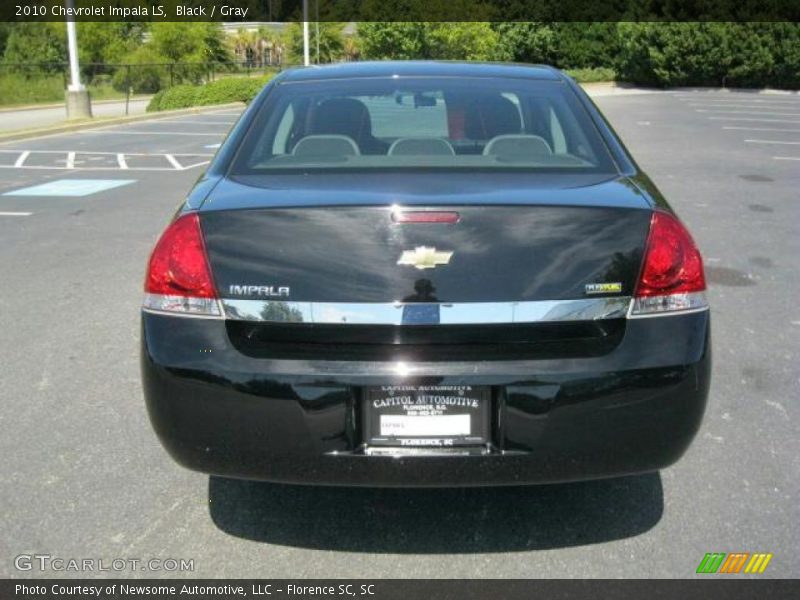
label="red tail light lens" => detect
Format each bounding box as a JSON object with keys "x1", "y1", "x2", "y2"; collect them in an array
[
  {"x1": 631, "y1": 211, "x2": 708, "y2": 316},
  {"x1": 146, "y1": 213, "x2": 216, "y2": 297},
  {"x1": 636, "y1": 211, "x2": 705, "y2": 296},
  {"x1": 143, "y1": 213, "x2": 220, "y2": 316}
]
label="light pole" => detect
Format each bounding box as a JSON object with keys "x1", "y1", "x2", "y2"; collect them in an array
[
  {"x1": 302, "y1": 0, "x2": 310, "y2": 66},
  {"x1": 64, "y1": 0, "x2": 91, "y2": 119}
]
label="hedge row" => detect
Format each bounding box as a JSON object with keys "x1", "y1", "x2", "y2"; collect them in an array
[
  {"x1": 495, "y1": 23, "x2": 800, "y2": 89},
  {"x1": 615, "y1": 23, "x2": 800, "y2": 89},
  {"x1": 146, "y1": 75, "x2": 273, "y2": 112}
]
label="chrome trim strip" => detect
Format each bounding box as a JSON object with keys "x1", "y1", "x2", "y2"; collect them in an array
[
  {"x1": 220, "y1": 297, "x2": 632, "y2": 325},
  {"x1": 141, "y1": 307, "x2": 225, "y2": 320},
  {"x1": 627, "y1": 305, "x2": 709, "y2": 319}
]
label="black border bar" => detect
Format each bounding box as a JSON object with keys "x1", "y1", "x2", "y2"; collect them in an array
[
  {"x1": 3, "y1": 0, "x2": 800, "y2": 23},
  {"x1": 3, "y1": 579, "x2": 799, "y2": 600}
]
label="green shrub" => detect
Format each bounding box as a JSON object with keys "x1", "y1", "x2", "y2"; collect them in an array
[
  {"x1": 193, "y1": 76, "x2": 271, "y2": 105},
  {"x1": 615, "y1": 23, "x2": 800, "y2": 89},
  {"x1": 0, "y1": 73, "x2": 63, "y2": 106},
  {"x1": 113, "y1": 46, "x2": 167, "y2": 94},
  {"x1": 564, "y1": 67, "x2": 616, "y2": 83},
  {"x1": 2, "y1": 23, "x2": 66, "y2": 66},
  {"x1": 359, "y1": 22, "x2": 506, "y2": 62},
  {"x1": 148, "y1": 84, "x2": 199, "y2": 111},
  {"x1": 493, "y1": 23, "x2": 619, "y2": 69},
  {"x1": 145, "y1": 89, "x2": 166, "y2": 112},
  {"x1": 146, "y1": 75, "x2": 272, "y2": 112},
  {"x1": 771, "y1": 23, "x2": 800, "y2": 89}
]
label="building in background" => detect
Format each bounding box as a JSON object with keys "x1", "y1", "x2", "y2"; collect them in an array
[{"x1": 224, "y1": 22, "x2": 286, "y2": 67}]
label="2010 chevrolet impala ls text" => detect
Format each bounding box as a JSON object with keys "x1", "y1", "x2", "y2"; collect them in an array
[{"x1": 141, "y1": 62, "x2": 710, "y2": 486}]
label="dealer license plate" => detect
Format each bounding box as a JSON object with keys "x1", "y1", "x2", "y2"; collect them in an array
[{"x1": 363, "y1": 385, "x2": 490, "y2": 447}]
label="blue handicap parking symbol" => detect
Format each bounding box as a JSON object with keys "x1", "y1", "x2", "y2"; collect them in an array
[{"x1": 3, "y1": 179, "x2": 136, "y2": 197}]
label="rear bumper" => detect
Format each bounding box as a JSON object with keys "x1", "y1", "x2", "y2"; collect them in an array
[{"x1": 141, "y1": 311, "x2": 711, "y2": 487}]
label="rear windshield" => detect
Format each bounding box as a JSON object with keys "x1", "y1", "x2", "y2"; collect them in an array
[{"x1": 231, "y1": 77, "x2": 617, "y2": 174}]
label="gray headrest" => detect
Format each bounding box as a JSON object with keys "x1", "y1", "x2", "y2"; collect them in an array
[
  {"x1": 483, "y1": 134, "x2": 553, "y2": 158},
  {"x1": 293, "y1": 135, "x2": 360, "y2": 157},
  {"x1": 388, "y1": 138, "x2": 456, "y2": 156}
]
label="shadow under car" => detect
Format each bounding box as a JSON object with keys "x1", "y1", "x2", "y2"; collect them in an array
[{"x1": 208, "y1": 473, "x2": 663, "y2": 553}]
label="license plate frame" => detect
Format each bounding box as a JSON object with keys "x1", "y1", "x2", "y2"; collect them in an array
[{"x1": 363, "y1": 385, "x2": 491, "y2": 448}]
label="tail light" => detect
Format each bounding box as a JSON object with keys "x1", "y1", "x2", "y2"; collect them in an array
[
  {"x1": 631, "y1": 211, "x2": 708, "y2": 316},
  {"x1": 142, "y1": 212, "x2": 221, "y2": 316}
]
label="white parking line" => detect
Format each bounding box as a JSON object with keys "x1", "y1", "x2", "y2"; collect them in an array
[
  {"x1": 0, "y1": 211, "x2": 32, "y2": 216},
  {"x1": 153, "y1": 119, "x2": 236, "y2": 125},
  {"x1": 689, "y1": 103, "x2": 800, "y2": 110},
  {"x1": 745, "y1": 139, "x2": 800, "y2": 145},
  {"x1": 673, "y1": 93, "x2": 800, "y2": 101},
  {"x1": 164, "y1": 154, "x2": 183, "y2": 170},
  {"x1": 0, "y1": 164, "x2": 207, "y2": 172},
  {"x1": 82, "y1": 130, "x2": 224, "y2": 136},
  {"x1": 708, "y1": 117, "x2": 800, "y2": 123},
  {"x1": 178, "y1": 160, "x2": 213, "y2": 170},
  {"x1": 13, "y1": 151, "x2": 30, "y2": 167},
  {"x1": 677, "y1": 97, "x2": 800, "y2": 105},
  {"x1": 697, "y1": 109, "x2": 800, "y2": 116},
  {"x1": 0, "y1": 150, "x2": 214, "y2": 157},
  {"x1": 723, "y1": 126, "x2": 800, "y2": 133},
  {"x1": 0, "y1": 150, "x2": 213, "y2": 172},
  {"x1": 773, "y1": 156, "x2": 800, "y2": 161}
]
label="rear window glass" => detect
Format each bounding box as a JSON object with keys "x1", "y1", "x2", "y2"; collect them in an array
[{"x1": 232, "y1": 77, "x2": 616, "y2": 174}]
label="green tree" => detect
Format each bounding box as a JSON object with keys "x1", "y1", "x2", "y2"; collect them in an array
[
  {"x1": 614, "y1": 22, "x2": 800, "y2": 89},
  {"x1": 493, "y1": 23, "x2": 619, "y2": 69},
  {"x1": 550, "y1": 23, "x2": 620, "y2": 68},
  {"x1": 77, "y1": 23, "x2": 143, "y2": 66},
  {"x1": 116, "y1": 22, "x2": 231, "y2": 92},
  {"x1": 2, "y1": 23, "x2": 67, "y2": 70},
  {"x1": 770, "y1": 23, "x2": 800, "y2": 89},
  {"x1": 284, "y1": 22, "x2": 345, "y2": 64},
  {"x1": 0, "y1": 23, "x2": 11, "y2": 58},
  {"x1": 112, "y1": 45, "x2": 168, "y2": 94},
  {"x1": 428, "y1": 23, "x2": 508, "y2": 61},
  {"x1": 357, "y1": 22, "x2": 428, "y2": 60},
  {"x1": 358, "y1": 22, "x2": 505, "y2": 61},
  {"x1": 492, "y1": 22, "x2": 556, "y2": 64},
  {"x1": 149, "y1": 22, "x2": 231, "y2": 64}
]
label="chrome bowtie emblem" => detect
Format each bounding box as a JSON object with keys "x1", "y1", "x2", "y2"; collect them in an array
[{"x1": 397, "y1": 246, "x2": 453, "y2": 270}]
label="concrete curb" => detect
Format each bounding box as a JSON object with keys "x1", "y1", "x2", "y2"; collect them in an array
[
  {"x1": 580, "y1": 82, "x2": 663, "y2": 97},
  {"x1": 667, "y1": 86, "x2": 800, "y2": 96},
  {"x1": 0, "y1": 96, "x2": 154, "y2": 114},
  {"x1": 579, "y1": 82, "x2": 800, "y2": 97},
  {"x1": 0, "y1": 102, "x2": 245, "y2": 145}
]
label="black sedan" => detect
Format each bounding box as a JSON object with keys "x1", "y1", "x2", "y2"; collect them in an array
[{"x1": 141, "y1": 62, "x2": 710, "y2": 486}]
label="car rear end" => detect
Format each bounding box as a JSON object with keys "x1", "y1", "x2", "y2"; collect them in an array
[{"x1": 140, "y1": 63, "x2": 710, "y2": 486}]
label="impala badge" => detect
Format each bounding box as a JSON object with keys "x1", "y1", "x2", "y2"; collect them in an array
[
  {"x1": 585, "y1": 282, "x2": 622, "y2": 295},
  {"x1": 397, "y1": 246, "x2": 454, "y2": 270}
]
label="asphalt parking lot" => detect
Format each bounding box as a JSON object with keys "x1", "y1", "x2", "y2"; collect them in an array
[{"x1": 0, "y1": 90, "x2": 797, "y2": 578}]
